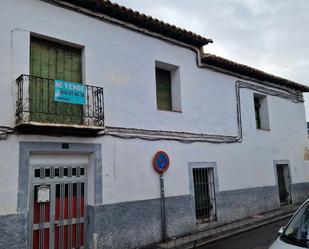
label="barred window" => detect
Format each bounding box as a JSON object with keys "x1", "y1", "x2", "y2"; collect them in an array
[{"x1": 193, "y1": 168, "x2": 216, "y2": 223}]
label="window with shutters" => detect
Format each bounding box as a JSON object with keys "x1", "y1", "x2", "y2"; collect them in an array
[
  {"x1": 29, "y1": 37, "x2": 83, "y2": 124},
  {"x1": 156, "y1": 68, "x2": 172, "y2": 111},
  {"x1": 155, "y1": 61, "x2": 182, "y2": 112},
  {"x1": 15, "y1": 37, "x2": 104, "y2": 135}
]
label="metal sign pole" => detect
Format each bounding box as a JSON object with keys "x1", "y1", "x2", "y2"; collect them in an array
[
  {"x1": 160, "y1": 173, "x2": 167, "y2": 241},
  {"x1": 153, "y1": 151, "x2": 170, "y2": 241}
]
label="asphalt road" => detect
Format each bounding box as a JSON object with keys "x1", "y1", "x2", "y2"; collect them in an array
[{"x1": 198, "y1": 217, "x2": 291, "y2": 249}]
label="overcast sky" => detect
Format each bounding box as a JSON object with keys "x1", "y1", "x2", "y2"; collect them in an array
[{"x1": 113, "y1": 0, "x2": 309, "y2": 120}]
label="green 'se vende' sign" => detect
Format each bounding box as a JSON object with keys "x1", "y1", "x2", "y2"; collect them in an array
[{"x1": 54, "y1": 80, "x2": 86, "y2": 105}]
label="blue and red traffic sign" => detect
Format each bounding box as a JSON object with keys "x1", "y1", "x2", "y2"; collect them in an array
[{"x1": 153, "y1": 151, "x2": 170, "y2": 173}]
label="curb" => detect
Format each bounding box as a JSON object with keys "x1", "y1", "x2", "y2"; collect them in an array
[
  {"x1": 188, "y1": 213, "x2": 293, "y2": 249},
  {"x1": 157, "y1": 207, "x2": 298, "y2": 249}
]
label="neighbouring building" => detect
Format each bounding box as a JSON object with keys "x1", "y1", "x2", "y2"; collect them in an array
[{"x1": 1, "y1": 1, "x2": 309, "y2": 249}]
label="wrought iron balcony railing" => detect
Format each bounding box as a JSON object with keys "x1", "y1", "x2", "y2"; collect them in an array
[{"x1": 16, "y1": 74, "x2": 104, "y2": 131}]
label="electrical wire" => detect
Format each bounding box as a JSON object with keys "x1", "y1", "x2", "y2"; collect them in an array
[{"x1": 103, "y1": 80, "x2": 303, "y2": 143}]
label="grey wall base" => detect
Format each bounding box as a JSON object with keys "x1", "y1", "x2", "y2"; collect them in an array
[
  {"x1": 0, "y1": 213, "x2": 27, "y2": 249},
  {"x1": 87, "y1": 195, "x2": 195, "y2": 249},
  {"x1": 86, "y1": 183, "x2": 309, "y2": 249},
  {"x1": 292, "y1": 182, "x2": 309, "y2": 203},
  {"x1": 216, "y1": 186, "x2": 280, "y2": 224},
  {"x1": 2, "y1": 183, "x2": 308, "y2": 249}
]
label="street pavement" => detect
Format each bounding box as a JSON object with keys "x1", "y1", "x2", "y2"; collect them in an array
[{"x1": 198, "y1": 217, "x2": 291, "y2": 249}]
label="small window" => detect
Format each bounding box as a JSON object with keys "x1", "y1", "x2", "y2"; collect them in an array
[
  {"x1": 254, "y1": 93, "x2": 270, "y2": 130},
  {"x1": 72, "y1": 167, "x2": 77, "y2": 176},
  {"x1": 156, "y1": 68, "x2": 172, "y2": 111},
  {"x1": 45, "y1": 168, "x2": 50, "y2": 178},
  {"x1": 193, "y1": 168, "x2": 216, "y2": 223},
  {"x1": 34, "y1": 168, "x2": 41, "y2": 178},
  {"x1": 155, "y1": 61, "x2": 182, "y2": 112},
  {"x1": 63, "y1": 167, "x2": 68, "y2": 177}
]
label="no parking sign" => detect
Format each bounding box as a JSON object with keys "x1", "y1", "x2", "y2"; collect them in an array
[{"x1": 153, "y1": 151, "x2": 170, "y2": 173}]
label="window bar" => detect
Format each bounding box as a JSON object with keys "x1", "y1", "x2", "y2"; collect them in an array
[
  {"x1": 17, "y1": 76, "x2": 23, "y2": 114},
  {"x1": 28, "y1": 76, "x2": 31, "y2": 116},
  {"x1": 30, "y1": 76, "x2": 34, "y2": 116},
  {"x1": 34, "y1": 77, "x2": 37, "y2": 114},
  {"x1": 31, "y1": 76, "x2": 35, "y2": 114},
  {"x1": 84, "y1": 86, "x2": 88, "y2": 124},
  {"x1": 92, "y1": 86, "x2": 96, "y2": 124},
  {"x1": 204, "y1": 168, "x2": 208, "y2": 220},
  {"x1": 196, "y1": 168, "x2": 201, "y2": 220},
  {"x1": 98, "y1": 88, "x2": 102, "y2": 114},
  {"x1": 193, "y1": 169, "x2": 197, "y2": 219},
  {"x1": 195, "y1": 169, "x2": 201, "y2": 220},
  {"x1": 211, "y1": 169, "x2": 217, "y2": 220},
  {"x1": 203, "y1": 168, "x2": 207, "y2": 220},
  {"x1": 200, "y1": 168, "x2": 204, "y2": 221},
  {"x1": 194, "y1": 169, "x2": 198, "y2": 220},
  {"x1": 199, "y1": 169, "x2": 203, "y2": 221},
  {"x1": 202, "y1": 168, "x2": 207, "y2": 221},
  {"x1": 88, "y1": 86, "x2": 91, "y2": 124},
  {"x1": 206, "y1": 168, "x2": 211, "y2": 219},
  {"x1": 208, "y1": 169, "x2": 212, "y2": 223},
  {"x1": 99, "y1": 88, "x2": 104, "y2": 124}
]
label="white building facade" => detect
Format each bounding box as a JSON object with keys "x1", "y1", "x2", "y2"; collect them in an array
[{"x1": 1, "y1": 1, "x2": 309, "y2": 249}]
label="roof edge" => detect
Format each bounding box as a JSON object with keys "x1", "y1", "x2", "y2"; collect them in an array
[
  {"x1": 50, "y1": 0, "x2": 213, "y2": 47},
  {"x1": 201, "y1": 54, "x2": 309, "y2": 92}
]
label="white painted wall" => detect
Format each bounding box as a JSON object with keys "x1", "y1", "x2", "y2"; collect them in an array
[{"x1": 0, "y1": 0, "x2": 308, "y2": 215}]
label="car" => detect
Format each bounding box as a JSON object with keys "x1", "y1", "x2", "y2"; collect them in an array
[{"x1": 270, "y1": 199, "x2": 309, "y2": 248}]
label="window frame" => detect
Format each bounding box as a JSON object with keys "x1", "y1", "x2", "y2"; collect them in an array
[
  {"x1": 188, "y1": 162, "x2": 218, "y2": 225},
  {"x1": 253, "y1": 93, "x2": 271, "y2": 131},
  {"x1": 155, "y1": 61, "x2": 182, "y2": 112},
  {"x1": 155, "y1": 67, "x2": 173, "y2": 111}
]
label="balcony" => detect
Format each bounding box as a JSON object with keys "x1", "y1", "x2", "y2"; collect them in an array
[{"x1": 15, "y1": 74, "x2": 104, "y2": 136}]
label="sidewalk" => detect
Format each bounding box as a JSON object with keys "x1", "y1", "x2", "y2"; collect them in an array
[{"x1": 157, "y1": 203, "x2": 299, "y2": 249}]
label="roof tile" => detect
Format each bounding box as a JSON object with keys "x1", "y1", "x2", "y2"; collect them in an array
[
  {"x1": 58, "y1": 0, "x2": 212, "y2": 47},
  {"x1": 202, "y1": 54, "x2": 309, "y2": 92}
]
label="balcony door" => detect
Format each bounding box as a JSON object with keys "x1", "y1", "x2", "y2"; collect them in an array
[{"x1": 30, "y1": 38, "x2": 83, "y2": 124}]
